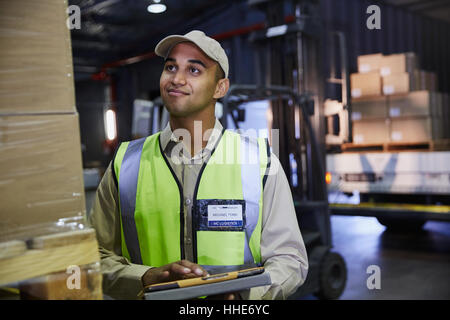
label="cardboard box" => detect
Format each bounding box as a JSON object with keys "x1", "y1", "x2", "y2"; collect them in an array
[
  {"x1": 379, "y1": 53, "x2": 417, "y2": 77},
  {"x1": 387, "y1": 91, "x2": 441, "y2": 118},
  {"x1": 0, "y1": 114, "x2": 85, "y2": 231},
  {"x1": 351, "y1": 96, "x2": 388, "y2": 120},
  {"x1": 0, "y1": 0, "x2": 76, "y2": 114},
  {"x1": 20, "y1": 264, "x2": 102, "y2": 300},
  {"x1": 357, "y1": 53, "x2": 383, "y2": 73},
  {"x1": 352, "y1": 119, "x2": 390, "y2": 144},
  {"x1": 390, "y1": 117, "x2": 440, "y2": 143},
  {"x1": 351, "y1": 72, "x2": 382, "y2": 98},
  {"x1": 382, "y1": 73, "x2": 410, "y2": 95}
]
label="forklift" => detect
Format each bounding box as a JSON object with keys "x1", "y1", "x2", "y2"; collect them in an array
[{"x1": 220, "y1": 0, "x2": 347, "y2": 299}]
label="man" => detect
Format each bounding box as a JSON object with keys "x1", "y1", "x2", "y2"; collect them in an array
[{"x1": 88, "y1": 30, "x2": 308, "y2": 300}]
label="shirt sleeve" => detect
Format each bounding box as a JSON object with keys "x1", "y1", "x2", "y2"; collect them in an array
[
  {"x1": 87, "y1": 162, "x2": 151, "y2": 300},
  {"x1": 241, "y1": 153, "x2": 309, "y2": 300}
]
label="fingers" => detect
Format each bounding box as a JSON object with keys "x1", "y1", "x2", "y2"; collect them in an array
[
  {"x1": 226, "y1": 293, "x2": 235, "y2": 300},
  {"x1": 169, "y1": 261, "x2": 193, "y2": 275},
  {"x1": 161, "y1": 260, "x2": 208, "y2": 280},
  {"x1": 142, "y1": 260, "x2": 206, "y2": 286},
  {"x1": 178, "y1": 260, "x2": 208, "y2": 276}
]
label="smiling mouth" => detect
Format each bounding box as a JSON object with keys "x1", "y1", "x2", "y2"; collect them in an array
[{"x1": 167, "y1": 89, "x2": 189, "y2": 96}]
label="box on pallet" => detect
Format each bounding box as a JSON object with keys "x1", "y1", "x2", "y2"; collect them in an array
[
  {"x1": 0, "y1": 114, "x2": 86, "y2": 231},
  {"x1": 390, "y1": 117, "x2": 440, "y2": 143},
  {"x1": 19, "y1": 262, "x2": 102, "y2": 300},
  {"x1": 0, "y1": 0, "x2": 101, "y2": 300},
  {"x1": 387, "y1": 91, "x2": 442, "y2": 118},
  {"x1": 351, "y1": 96, "x2": 388, "y2": 120},
  {"x1": 357, "y1": 53, "x2": 383, "y2": 73},
  {"x1": 379, "y1": 53, "x2": 417, "y2": 77},
  {"x1": 352, "y1": 119, "x2": 390, "y2": 144},
  {"x1": 350, "y1": 72, "x2": 382, "y2": 98},
  {"x1": 0, "y1": 218, "x2": 102, "y2": 300},
  {"x1": 0, "y1": 0, "x2": 76, "y2": 114},
  {"x1": 353, "y1": 52, "x2": 440, "y2": 98},
  {"x1": 382, "y1": 73, "x2": 410, "y2": 95}
]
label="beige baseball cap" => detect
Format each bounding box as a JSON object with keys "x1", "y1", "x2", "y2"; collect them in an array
[{"x1": 155, "y1": 30, "x2": 229, "y2": 78}]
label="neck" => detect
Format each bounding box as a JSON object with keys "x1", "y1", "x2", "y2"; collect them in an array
[{"x1": 169, "y1": 106, "x2": 216, "y2": 156}]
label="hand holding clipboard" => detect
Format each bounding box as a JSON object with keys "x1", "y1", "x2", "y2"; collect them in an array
[{"x1": 140, "y1": 266, "x2": 270, "y2": 300}]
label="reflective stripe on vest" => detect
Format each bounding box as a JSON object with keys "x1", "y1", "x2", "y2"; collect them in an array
[
  {"x1": 241, "y1": 135, "x2": 260, "y2": 265},
  {"x1": 118, "y1": 137, "x2": 146, "y2": 265},
  {"x1": 115, "y1": 130, "x2": 268, "y2": 267}
]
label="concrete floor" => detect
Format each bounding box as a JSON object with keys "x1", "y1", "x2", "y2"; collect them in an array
[
  {"x1": 85, "y1": 191, "x2": 450, "y2": 300},
  {"x1": 315, "y1": 215, "x2": 450, "y2": 300}
]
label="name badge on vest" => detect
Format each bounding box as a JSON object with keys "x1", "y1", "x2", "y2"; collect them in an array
[
  {"x1": 196, "y1": 199, "x2": 246, "y2": 231},
  {"x1": 208, "y1": 204, "x2": 243, "y2": 228}
]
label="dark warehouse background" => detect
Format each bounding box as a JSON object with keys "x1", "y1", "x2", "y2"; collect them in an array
[
  {"x1": 67, "y1": 0, "x2": 450, "y2": 300},
  {"x1": 70, "y1": 0, "x2": 450, "y2": 168},
  {"x1": 1, "y1": 0, "x2": 450, "y2": 302}
]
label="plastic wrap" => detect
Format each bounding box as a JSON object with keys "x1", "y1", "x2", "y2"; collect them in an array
[
  {"x1": 0, "y1": 0, "x2": 84, "y2": 230},
  {"x1": 0, "y1": 0, "x2": 76, "y2": 114},
  {"x1": 0, "y1": 0, "x2": 100, "y2": 299},
  {"x1": 0, "y1": 113, "x2": 86, "y2": 232},
  {"x1": 0, "y1": 216, "x2": 103, "y2": 300},
  {"x1": 18, "y1": 262, "x2": 102, "y2": 300}
]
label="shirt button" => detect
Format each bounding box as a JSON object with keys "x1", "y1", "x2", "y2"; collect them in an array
[
  {"x1": 185, "y1": 198, "x2": 191, "y2": 206},
  {"x1": 186, "y1": 238, "x2": 192, "y2": 245}
]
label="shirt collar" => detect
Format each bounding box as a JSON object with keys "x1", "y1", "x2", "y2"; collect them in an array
[{"x1": 159, "y1": 118, "x2": 224, "y2": 156}]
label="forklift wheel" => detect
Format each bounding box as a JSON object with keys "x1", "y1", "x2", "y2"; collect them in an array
[
  {"x1": 315, "y1": 251, "x2": 347, "y2": 300},
  {"x1": 376, "y1": 217, "x2": 426, "y2": 232}
]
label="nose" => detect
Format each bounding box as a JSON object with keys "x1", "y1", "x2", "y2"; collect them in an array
[{"x1": 171, "y1": 70, "x2": 186, "y2": 86}]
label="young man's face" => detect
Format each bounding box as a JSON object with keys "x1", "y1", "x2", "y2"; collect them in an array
[{"x1": 160, "y1": 42, "x2": 227, "y2": 118}]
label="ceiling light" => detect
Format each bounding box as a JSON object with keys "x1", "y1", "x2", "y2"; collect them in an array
[{"x1": 147, "y1": 2, "x2": 166, "y2": 14}]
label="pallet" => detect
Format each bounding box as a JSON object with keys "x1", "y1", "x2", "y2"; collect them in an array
[
  {"x1": 340, "y1": 139, "x2": 450, "y2": 153},
  {"x1": 0, "y1": 228, "x2": 102, "y2": 299}
]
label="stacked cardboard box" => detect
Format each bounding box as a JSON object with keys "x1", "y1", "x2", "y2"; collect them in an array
[
  {"x1": 352, "y1": 91, "x2": 444, "y2": 144},
  {"x1": 351, "y1": 52, "x2": 446, "y2": 145},
  {"x1": 351, "y1": 96, "x2": 389, "y2": 144},
  {"x1": 351, "y1": 52, "x2": 422, "y2": 98},
  {"x1": 388, "y1": 91, "x2": 442, "y2": 143},
  {"x1": 0, "y1": 0, "x2": 103, "y2": 300},
  {"x1": 0, "y1": 0, "x2": 85, "y2": 231}
]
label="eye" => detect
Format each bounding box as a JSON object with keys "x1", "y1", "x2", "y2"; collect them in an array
[
  {"x1": 189, "y1": 67, "x2": 200, "y2": 74},
  {"x1": 165, "y1": 64, "x2": 176, "y2": 72}
]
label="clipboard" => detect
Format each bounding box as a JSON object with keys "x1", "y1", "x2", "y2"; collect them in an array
[{"x1": 142, "y1": 267, "x2": 271, "y2": 300}]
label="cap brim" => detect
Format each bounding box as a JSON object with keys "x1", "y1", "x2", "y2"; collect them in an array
[{"x1": 155, "y1": 35, "x2": 195, "y2": 58}]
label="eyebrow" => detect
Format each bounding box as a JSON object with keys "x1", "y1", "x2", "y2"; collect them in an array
[{"x1": 165, "y1": 57, "x2": 207, "y2": 69}]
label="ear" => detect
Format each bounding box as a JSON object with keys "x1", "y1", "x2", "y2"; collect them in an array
[{"x1": 213, "y1": 78, "x2": 230, "y2": 99}]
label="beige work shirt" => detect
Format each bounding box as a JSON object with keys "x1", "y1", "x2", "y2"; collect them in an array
[{"x1": 88, "y1": 118, "x2": 308, "y2": 300}]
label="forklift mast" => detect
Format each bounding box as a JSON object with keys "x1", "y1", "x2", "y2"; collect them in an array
[
  {"x1": 243, "y1": 0, "x2": 330, "y2": 246},
  {"x1": 222, "y1": 0, "x2": 348, "y2": 299}
]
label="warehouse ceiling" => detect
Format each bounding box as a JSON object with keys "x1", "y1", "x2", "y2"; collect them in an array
[
  {"x1": 69, "y1": 0, "x2": 450, "y2": 78},
  {"x1": 69, "y1": 0, "x2": 242, "y2": 74}
]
